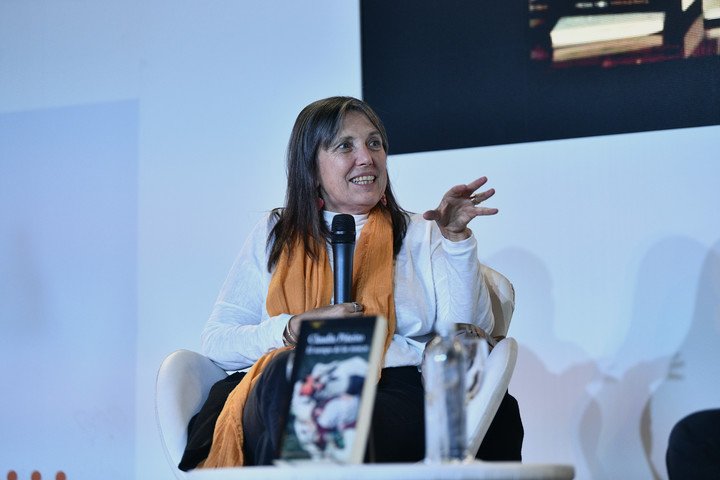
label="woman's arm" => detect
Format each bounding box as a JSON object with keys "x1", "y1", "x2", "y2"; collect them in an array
[
  {"x1": 431, "y1": 228, "x2": 494, "y2": 335},
  {"x1": 200, "y1": 214, "x2": 289, "y2": 371},
  {"x1": 424, "y1": 176, "x2": 497, "y2": 334},
  {"x1": 201, "y1": 214, "x2": 368, "y2": 370}
]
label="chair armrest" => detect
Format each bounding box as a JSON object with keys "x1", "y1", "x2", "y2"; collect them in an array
[
  {"x1": 481, "y1": 265, "x2": 516, "y2": 339},
  {"x1": 466, "y1": 337, "x2": 518, "y2": 458},
  {"x1": 155, "y1": 349, "x2": 228, "y2": 473}
]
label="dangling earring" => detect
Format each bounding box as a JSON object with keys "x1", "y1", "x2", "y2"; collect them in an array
[
  {"x1": 316, "y1": 197, "x2": 325, "y2": 210},
  {"x1": 380, "y1": 193, "x2": 387, "y2": 206}
]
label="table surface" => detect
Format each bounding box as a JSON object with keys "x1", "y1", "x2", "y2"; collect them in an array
[{"x1": 185, "y1": 461, "x2": 575, "y2": 480}]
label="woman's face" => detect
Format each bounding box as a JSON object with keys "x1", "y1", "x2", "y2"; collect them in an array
[{"x1": 316, "y1": 111, "x2": 388, "y2": 215}]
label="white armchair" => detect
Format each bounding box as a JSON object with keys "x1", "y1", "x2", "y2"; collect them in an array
[
  {"x1": 156, "y1": 349, "x2": 228, "y2": 478},
  {"x1": 155, "y1": 266, "x2": 519, "y2": 479}
]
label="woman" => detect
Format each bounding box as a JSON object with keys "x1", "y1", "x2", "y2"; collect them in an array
[{"x1": 180, "y1": 96, "x2": 522, "y2": 469}]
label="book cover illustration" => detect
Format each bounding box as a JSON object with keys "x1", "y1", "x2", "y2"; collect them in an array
[
  {"x1": 277, "y1": 315, "x2": 386, "y2": 464},
  {"x1": 530, "y1": 0, "x2": 712, "y2": 67}
]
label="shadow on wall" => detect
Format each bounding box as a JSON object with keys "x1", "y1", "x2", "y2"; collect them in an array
[
  {"x1": 581, "y1": 236, "x2": 715, "y2": 480},
  {"x1": 489, "y1": 238, "x2": 718, "y2": 479},
  {"x1": 488, "y1": 248, "x2": 600, "y2": 480},
  {"x1": 641, "y1": 238, "x2": 720, "y2": 479}
]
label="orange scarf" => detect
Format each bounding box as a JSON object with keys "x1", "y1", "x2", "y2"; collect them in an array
[{"x1": 201, "y1": 207, "x2": 396, "y2": 468}]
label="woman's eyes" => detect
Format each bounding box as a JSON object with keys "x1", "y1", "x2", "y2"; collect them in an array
[{"x1": 336, "y1": 138, "x2": 383, "y2": 151}]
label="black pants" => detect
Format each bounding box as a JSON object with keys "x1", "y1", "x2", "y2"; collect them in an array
[
  {"x1": 242, "y1": 350, "x2": 523, "y2": 466},
  {"x1": 666, "y1": 409, "x2": 720, "y2": 480}
]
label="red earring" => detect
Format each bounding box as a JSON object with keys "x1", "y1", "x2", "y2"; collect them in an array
[
  {"x1": 316, "y1": 197, "x2": 325, "y2": 210},
  {"x1": 380, "y1": 194, "x2": 387, "y2": 206}
]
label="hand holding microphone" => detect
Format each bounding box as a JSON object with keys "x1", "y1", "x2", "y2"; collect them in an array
[
  {"x1": 290, "y1": 302, "x2": 364, "y2": 324},
  {"x1": 286, "y1": 214, "x2": 362, "y2": 336},
  {"x1": 330, "y1": 214, "x2": 364, "y2": 317}
]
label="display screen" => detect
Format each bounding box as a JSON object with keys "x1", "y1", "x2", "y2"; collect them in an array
[{"x1": 361, "y1": 0, "x2": 720, "y2": 154}]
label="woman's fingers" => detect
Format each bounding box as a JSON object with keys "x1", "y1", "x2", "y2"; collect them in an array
[
  {"x1": 470, "y1": 187, "x2": 496, "y2": 205},
  {"x1": 290, "y1": 303, "x2": 365, "y2": 337},
  {"x1": 464, "y1": 176, "x2": 490, "y2": 195},
  {"x1": 321, "y1": 303, "x2": 364, "y2": 317},
  {"x1": 423, "y1": 177, "x2": 499, "y2": 240},
  {"x1": 422, "y1": 208, "x2": 440, "y2": 221},
  {"x1": 346, "y1": 301, "x2": 364, "y2": 314},
  {"x1": 294, "y1": 302, "x2": 365, "y2": 324}
]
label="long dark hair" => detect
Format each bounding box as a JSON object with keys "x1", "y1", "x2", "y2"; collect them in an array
[{"x1": 267, "y1": 96, "x2": 409, "y2": 271}]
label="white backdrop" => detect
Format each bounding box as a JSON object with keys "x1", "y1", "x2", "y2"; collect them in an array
[{"x1": 1, "y1": 1, "x2": 718, "y2": 479}]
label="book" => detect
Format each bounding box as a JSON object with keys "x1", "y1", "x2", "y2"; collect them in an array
[
  {"x1": 706, "y1": 0, "x2": 720, "y2": 25},
  {"x1": 550, "y1": 12, "x2": 666, "y2": 48},
  {"x1": 569, "y1": 0, "x2": 689, "y2": 14},
  {"x1": 276, "y1": 315, "x2": 387, "y2": 465},
  {"x1": 552, "y1": 33, "x2": 664, "y2": 63}
]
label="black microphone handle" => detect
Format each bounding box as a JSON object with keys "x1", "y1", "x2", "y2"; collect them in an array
[{"x1": 333, "y1": 242, "x2": 354, "y2": 304}]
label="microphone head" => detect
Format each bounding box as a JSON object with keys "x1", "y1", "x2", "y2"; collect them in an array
[{"x1": 331, "y1": 214, "x2": 356, "y2": 244}]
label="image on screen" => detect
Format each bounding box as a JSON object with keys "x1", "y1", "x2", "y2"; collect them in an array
[{"x1": 530, "y1": 0, "x2": 720, "y2": 68}]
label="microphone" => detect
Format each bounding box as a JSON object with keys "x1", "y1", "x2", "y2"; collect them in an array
[{"x1": 331, "y1": 214, "x2": 356, "y2": 304}]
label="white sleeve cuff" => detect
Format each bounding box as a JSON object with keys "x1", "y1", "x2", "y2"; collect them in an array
[{"x1": 440, "y1": 231, "x2": 477, "y2": 255}]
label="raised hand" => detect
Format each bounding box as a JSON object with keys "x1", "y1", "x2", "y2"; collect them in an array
[{"x1": 422, "y1": 176, "x2": 498, "y2": 241}]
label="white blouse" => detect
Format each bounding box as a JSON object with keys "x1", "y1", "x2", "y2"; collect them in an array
[{"x1": 201, "y1": 211, "x2": 494, "y2": 371}]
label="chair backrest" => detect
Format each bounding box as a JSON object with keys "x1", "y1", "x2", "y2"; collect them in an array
[{"x1": 482, "y1": 265, "x2": 515, "y2": 338}]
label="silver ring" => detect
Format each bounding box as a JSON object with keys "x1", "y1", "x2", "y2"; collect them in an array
[{"x1": 352, "y1": 302, "x2": 360, "y2": 313}]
